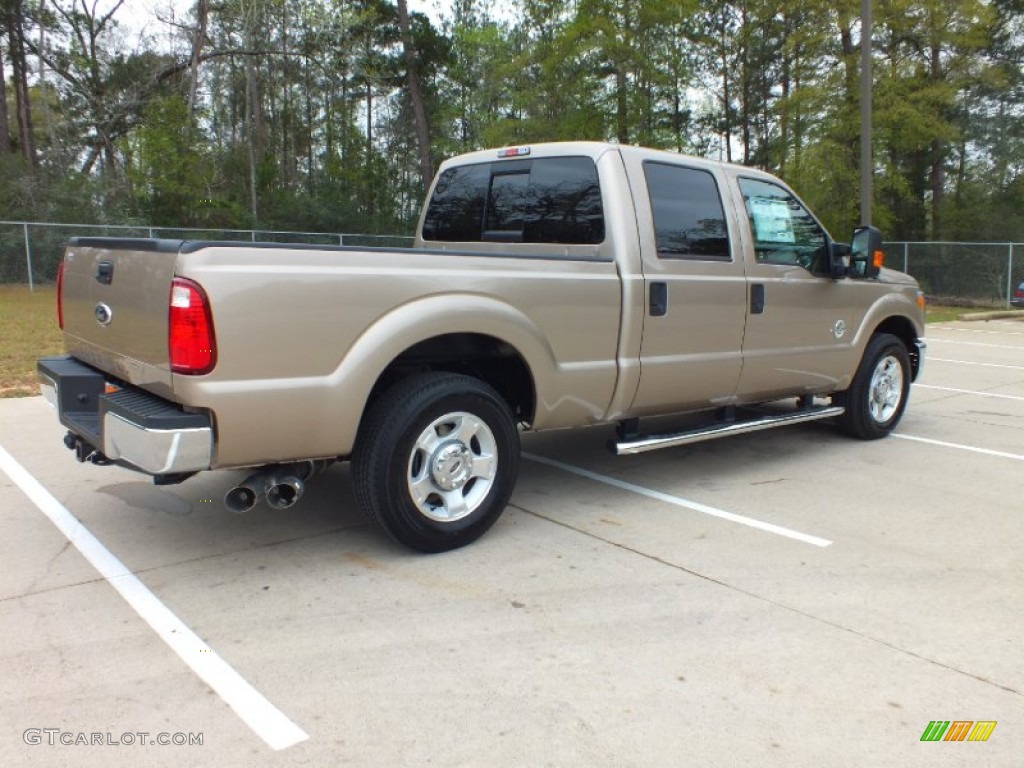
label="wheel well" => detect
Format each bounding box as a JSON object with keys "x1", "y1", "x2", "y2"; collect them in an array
[
  {"x1": 366, "y1": 333, "x2": 536, "y2": 426},
  {"x1": 872, "y1": 316, "x2": 921, "y2": 379}
]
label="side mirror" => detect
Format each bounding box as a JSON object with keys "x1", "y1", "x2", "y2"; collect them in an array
[
  {"x1": 850, "y1": 225, "x2": 884, "y2": 279},
  {"x1": 829, "y1": 242, "x2": 851, "y2": 279}
]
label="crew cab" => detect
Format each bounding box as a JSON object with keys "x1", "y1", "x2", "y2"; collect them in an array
[{"x1": 39, "y1": 142, "x2": 925, "y2": 551}]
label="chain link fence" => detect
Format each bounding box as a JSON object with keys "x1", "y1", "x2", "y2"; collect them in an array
[
  {"x1": 883, "y1": 242, "x2": 1021, "y2": 308},
  {"x1": 1, "y1": 222, "x2": 1021, "y2": 307},
  {"x1": 0, "y1": 221, "x2": 416, "y2": 289}
]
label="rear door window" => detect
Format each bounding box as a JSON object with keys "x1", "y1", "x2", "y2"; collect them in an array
[
  {"x1": 643, "y1": 162, "x2": 730, "y2": 260},
  {"x1": 423, "y1": 157, "x2": 604, "y2": 245}
]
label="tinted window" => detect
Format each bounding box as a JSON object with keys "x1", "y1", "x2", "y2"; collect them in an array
[
  {"x1": 422, "y1": 157, "x2": 604, "y2": 244},
  {"x1": 644, "y1": 163, "x2": 730, "y2": 260},
  {"x1": 422, "y1": 164, "x2": 490, "y2": 242},
  {"x1": 738, "y1": 177, "x2": 828, "y2": 270},
  {"x1": 485, "y1": 172, "x2": 529, "y2": 235}
]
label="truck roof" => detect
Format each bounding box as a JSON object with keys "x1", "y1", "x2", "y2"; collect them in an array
[{"x1": 439, "y1": 141, "x2": 779, "y2": 181}]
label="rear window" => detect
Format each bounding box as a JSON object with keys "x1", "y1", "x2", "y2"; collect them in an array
[{"x1": 422, "y1": 157, "x2": 605, "y2": 244}]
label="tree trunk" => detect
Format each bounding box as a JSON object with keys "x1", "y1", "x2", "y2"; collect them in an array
[
  {"x1": 187, "y1": 0, "x2": 209, "y2": 119},
  {"x1": 0, "y1": 37, "x2": 11, "y2": 154},
  {"x1": 6, "y1": 0, "x2": 37, "y2": 166},
  {"x1": 244, "y1": 44, "x2": 262, "y2": 223},
  {"x1": 929, "y1": 42, "x2": 944, "y2": 238},
  {"x1": 739, "y1": 8, "x2": 750, "y2": 164},
  {"x1": 719, "y1": 9, "x2": 732, "y2": 163},
  {"x1": 397, "y1": 0, "x2": 434, "y2": 186}
]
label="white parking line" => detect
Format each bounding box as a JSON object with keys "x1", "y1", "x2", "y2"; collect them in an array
[
  {"x1": 892, "y1": 434, "x2": 1024, "y2": 462},
  {"x1": 928, "y1": 357, "x2": 1024, "y2": 371},
  {"x1": 0, "y1": 444, "x2": 309, "y2": 751},
  {"x1": 523, "y1": 452, "x2": 832, "y2": 548},
  {"x1": 926, "y1": 338, "x2": 1024, "y2": 350},
  {"x1": 914, "y1": 384, "x2": 1024, "y2": 402},
  {"x1": 931, "y1": 325, "x2": 1024, "y2": 336}
]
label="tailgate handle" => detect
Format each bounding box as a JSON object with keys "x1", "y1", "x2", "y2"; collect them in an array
[{"x1": 96, "y1": 261, "x2": 114, "y2": 285}]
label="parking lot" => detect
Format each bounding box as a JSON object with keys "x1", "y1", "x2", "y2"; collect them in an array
[{"x1": 1, "y1": 318, "x2": 1021, "y2": 767}]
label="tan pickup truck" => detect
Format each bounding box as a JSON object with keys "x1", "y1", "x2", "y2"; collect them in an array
[{"x1": 38, "y1": 142, "x2": 925, "y2": 551}]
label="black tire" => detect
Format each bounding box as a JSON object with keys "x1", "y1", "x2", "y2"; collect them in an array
[
  {"x1": 352, "y1": 373, "x2": 520, "y2": 552},
  {"x1": 834, "y1": 333, "x2": 911, "y2": 440}
]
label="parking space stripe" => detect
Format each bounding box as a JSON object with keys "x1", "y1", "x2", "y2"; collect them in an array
[
  {"x1": 931, "y1": 326, "x2": 1024, "y2": 335},
  {"x1": 892, "y1": 434, "x2": 1024, "y2": 462},
  {"x1": 926, "y1": 339, "x2": 1024, "y2": 350},
  {"x1": 929, "y1": 357, "x2": 1024, "y2": 371},
  {"x1": 0, "y1": 443, "x2": 309, "y2": 751},
  {"x1": 523, "y1": 452, "x2": 833, "y2": 547},
  {"x1": 914, "y1": 384, "x2": 1024, "y2": 402}
]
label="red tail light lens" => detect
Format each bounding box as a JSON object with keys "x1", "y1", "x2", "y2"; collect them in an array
[
  {"x1": 169, "y1": 278, "x2": 216, "y2": 375},
  {"x1": 56, "y1": 261, "x2": 65, "y2": 330}
]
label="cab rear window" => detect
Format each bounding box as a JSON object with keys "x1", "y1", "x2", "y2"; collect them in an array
[{"x1": 422, "y1": 157, "x2": 605, "y2": 244}]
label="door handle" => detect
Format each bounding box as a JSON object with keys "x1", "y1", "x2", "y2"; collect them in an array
[
  {"x1": 750, "y1": 284, "x2": 765, "y2": 314},
  {"x1": 649, "y1": 282, "x2": 668, "y2": 317}
]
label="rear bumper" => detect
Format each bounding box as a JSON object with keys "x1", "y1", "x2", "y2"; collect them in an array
[{"x1": 37, "y1": 356, "x2": 213, "y2": 475}]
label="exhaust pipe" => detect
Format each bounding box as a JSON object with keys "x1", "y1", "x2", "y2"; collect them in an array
[
  {"x1": 225, "y1": 471, "x2": 269, "y2": 513},
  {"x1": 266, "y1": 474, "x2": 305, "y2": 510},
  {"x1": 224, "y1": 460, "x2": 332, "y2": 513}
]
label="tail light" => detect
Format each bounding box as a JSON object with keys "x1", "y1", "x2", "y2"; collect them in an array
[
  {"x1": 169, "y1": 278, "x2": 216, "y2": 375},
  {"x1": 56, "y1": 261, "x2": 65, "y2": 329}
]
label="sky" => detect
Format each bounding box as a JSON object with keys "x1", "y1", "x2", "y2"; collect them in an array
[{"x1": 124, "y1": 0, "x2": 453, "y2": 39}]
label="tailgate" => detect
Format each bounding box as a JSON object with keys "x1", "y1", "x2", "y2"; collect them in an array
[{"x1": 61, "y1": 238, "x2": 182, "y2": 395}]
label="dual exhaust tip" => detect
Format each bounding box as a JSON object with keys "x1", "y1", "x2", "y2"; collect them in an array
[{"x1": 224, "y1": 461, "x2": 328, "y2": 513}]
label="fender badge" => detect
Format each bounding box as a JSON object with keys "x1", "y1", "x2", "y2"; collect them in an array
[
  {"x1": 94, "y1": 303, "x2": 113, "y2": 326},
  {"x1": 832, "y1": 319, "x2": 847, "y2": 339}
]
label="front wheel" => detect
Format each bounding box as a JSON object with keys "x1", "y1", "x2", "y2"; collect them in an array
[
  {"x1": 352, "y1": 373, "x2": 520, "y2": 552},
  {"x1": 834, "y1": 333, "x2": 911, "y2": 440}
]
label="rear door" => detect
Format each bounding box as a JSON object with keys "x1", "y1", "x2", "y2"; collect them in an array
[{"x1": 621, "y1": 151, "x2": 748, "y2": 416}]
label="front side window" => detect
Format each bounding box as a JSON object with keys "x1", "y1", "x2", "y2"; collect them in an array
[
  {"x1": 738, "y1": 177, "x2": 828, "y2": 271},
  {"x1": 644, "y1": 162, "x2": 730, "y2": 260},
  {"x1": 422, "y1": 157, "x2": 604, "y2": 245}
]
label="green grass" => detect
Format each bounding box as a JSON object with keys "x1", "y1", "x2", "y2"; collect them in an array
[
  {"x1": 0, "y1": 286, "x2": 64, "y2": 397},
  {"x1": 925, "y1": 305, "x2": 967, "y2": 324}
]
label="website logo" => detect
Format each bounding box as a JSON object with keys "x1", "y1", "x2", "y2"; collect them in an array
[{"x1": 920, "y1": 721, "x2": 997, "y2": 742}]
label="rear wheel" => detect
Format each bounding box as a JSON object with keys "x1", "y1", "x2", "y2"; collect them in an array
[
  {"x1": 352, "y1": 373, "x2": 520, "y2": 552},
  {"x1": 835, "y1": 333, "x2": 911, "y2": 439}
]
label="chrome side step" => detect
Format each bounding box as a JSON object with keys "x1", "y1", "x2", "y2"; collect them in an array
[{"x1": 614, "y1": 405, "x2": 845, "y2": 455}]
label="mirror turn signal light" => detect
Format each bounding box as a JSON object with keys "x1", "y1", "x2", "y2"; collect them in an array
[{"x1": 873, "y1": 250, "x2": 885, "y2": 269}]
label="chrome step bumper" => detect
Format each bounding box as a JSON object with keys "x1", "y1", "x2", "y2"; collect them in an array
[{"x1": 38, "y1": 356, "x2": 213, "y2": 476}]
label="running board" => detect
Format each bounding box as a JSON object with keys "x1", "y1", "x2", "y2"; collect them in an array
[{"x1": 614, "y1": 406, "x2": 845, "y2": 455}]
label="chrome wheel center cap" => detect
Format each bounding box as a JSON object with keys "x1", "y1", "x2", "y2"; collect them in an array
[{"x1": 431, "y1": 443, "x2": 474, "y2": 491}]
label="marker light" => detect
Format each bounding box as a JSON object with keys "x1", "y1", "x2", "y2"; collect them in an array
[{"x1": 498, "y1": 147, "x2": 531, "y2": 158}]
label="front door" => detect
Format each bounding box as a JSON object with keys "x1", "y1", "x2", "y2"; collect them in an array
[{"x1": 730, "y1": 175, "x2": 866, "y2": 402}]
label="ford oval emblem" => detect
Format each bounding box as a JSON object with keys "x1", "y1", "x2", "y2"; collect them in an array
[{"x1": 94, "y1": 303, "x2": 113, "y2": 326}]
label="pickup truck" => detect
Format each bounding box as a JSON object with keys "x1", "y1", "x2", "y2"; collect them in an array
[{"x1": 38, "y1": 142, "x2": 926, "y2": 552}]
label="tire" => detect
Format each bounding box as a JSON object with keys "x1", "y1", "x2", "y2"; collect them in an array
[
  {"x1": 834, "y1": 333, "x2": 911, "y2": 440},
  {"x1": 352, "y1": 373, "x2": 520, "y2": 553}
]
